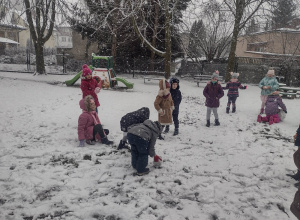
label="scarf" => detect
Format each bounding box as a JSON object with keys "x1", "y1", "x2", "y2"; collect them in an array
[{"x1": 83, "y1": 110, "x2": 100, "y2": 125}]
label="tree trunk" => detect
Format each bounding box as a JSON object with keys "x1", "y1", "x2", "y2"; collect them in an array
[
  {"x1": 164, "y1": 0, "x2": 171, "y2": 79},
  {"x1": 226, "y1": 25, "x2": 240, "y2": 81},
  {"x1": 225, "y1": 0, "x2": 245, "y2": 82},
  {"x1": 35, "y1": 43, "x2": 45, "y2": 74},
  {"x1": 111, "y1": 0, "x2": 119, "y2": 68},
  {"x1": 150, "y1": 2, "x2": 159, "y2": 72}
]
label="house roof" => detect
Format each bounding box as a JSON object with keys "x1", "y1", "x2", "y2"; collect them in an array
[{"x1": 0, "y1": 37, "x2": 20, "y2": 44}]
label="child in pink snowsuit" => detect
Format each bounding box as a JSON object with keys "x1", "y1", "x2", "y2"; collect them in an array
[{"x1": 257, "y1": 91, "x2": 287, "y2": 125}]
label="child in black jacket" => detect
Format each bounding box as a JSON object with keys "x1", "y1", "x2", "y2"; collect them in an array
[{"x1": 164, "y1": 77, "x2": 182, "y2": 135}]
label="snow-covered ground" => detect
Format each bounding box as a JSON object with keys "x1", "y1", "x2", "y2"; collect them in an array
[{"x1": 0, "y1": 71, "x2": 299, "y2": 220}]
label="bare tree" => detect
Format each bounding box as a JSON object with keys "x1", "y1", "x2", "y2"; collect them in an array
[
  {"x1": 223, "y1": 0, "x2": 269, "y2": 81},
  {"x1": 178, "y1": 0, "x2": 232, "y2": 67},
  {"x1": 130, "y1": 0, "x2": 189, "y2": 79},
  {"x1": 24, "y1": 0, "x2": 56, "y2": 75}
]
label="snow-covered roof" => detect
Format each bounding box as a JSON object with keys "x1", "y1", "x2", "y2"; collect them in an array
[
  {"x1": 0, "y1": 37, "x2": 19, "y2": 44},
  {"x1": 0, "y1": 10, "x2": 27, "y2": 30},
  {"x1": 240, "y1": 28, "x2": 300, "y2": 37},
  {"x1": 247, "y1": 41, "x2": 268, "y2": 45},
  {"x1": 245, "y1": 50, "x2": 300, "y2": 57}
]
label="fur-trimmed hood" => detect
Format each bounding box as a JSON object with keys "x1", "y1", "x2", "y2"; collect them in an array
[
  {"x1": 158, "y1": 79, "x2": 170, "y2": 97},
  {"x1": 79, "y1": 95, "x2": 95, "y2": 112}
]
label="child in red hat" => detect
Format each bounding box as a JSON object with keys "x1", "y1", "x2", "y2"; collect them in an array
[{"x1": 80, "y1": 64, "x2": 101, "y2": 113}]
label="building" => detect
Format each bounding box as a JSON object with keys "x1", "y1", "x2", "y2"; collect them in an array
[
  {"x1": 0, "y1": 9, "x2": 26, "y2": 53},
  {"x1": 236, "y1": 29, "x2": 300, "y2": 60}
]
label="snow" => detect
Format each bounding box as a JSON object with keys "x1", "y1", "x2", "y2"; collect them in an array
[
  {"x1": 0, "y1": 71, "x2": 300, "y2": 220},
  {"x1": 0, "y1": 37, "x2": 20, "y2": 44}
]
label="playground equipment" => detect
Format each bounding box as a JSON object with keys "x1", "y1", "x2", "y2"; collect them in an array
[{"x1": 65, "y1": 54, "x2": 134, "y2": 89}]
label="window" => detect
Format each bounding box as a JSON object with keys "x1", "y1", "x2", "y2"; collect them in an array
[{"x1": 61, "y1": 37, "x2": 66, "y2": 42}]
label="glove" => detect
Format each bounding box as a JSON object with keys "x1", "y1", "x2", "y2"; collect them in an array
[
  {"x1": 95, "y1": 87, "x2": 101, "y2": 94},
  {"x1": 283, "y1": 110, "x2": 287, "y2": 114},
  {"x1": 154, "y1": 155, "x2": 162, "y2": 162},
  {"x1": 79, "y1": 140, "x2": 85, "y2": 147},
  {"x1": 154, "y1": 155, "x2": 162, "y2": 167},
  {"x1": 244, "y1": 86, "x2": 247, "y2": 89}
]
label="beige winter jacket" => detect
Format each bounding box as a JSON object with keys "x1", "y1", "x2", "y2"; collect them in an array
[{"x1": 154, "y1": 79, "x2": 174, "y2": 125}]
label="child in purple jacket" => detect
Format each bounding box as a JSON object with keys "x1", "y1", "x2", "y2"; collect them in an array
[
  {"x1": 257, "y1": 91, "x2": 287, "y2": 125},
  {"x1": 203, "y1": 73, "x2": 224, "y2": 127},
  {"x1": 222, "y1": 72, "x2": 247, "y2": 113}
]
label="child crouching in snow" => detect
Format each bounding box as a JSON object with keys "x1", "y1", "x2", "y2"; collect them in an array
[
  {"x1": 222, "y1": 72, "x2": 247, "y2": 113},
  {"x1": 257, "y1": 91, "x2": 287, "y2": 125},
  {"x1": 118, "y1": 107, "x2": 150, "y2": 150},
  {"x1": 78, "y1": 95, "x2": 113, "y2": 147},
  {"x1": 127, "y1": 120, "x2": 163, "y2": 176}
]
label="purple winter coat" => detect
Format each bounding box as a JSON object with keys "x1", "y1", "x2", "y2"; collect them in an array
[
  {"x1": 265, "y1": 95, "x2": 287, "y2": 116},
  {"x1": 203, "y1": 82, "x2": 224, "y2": 108},
  {"x1": 78, "y1": 97, "x2": 101, "y2": 141}
]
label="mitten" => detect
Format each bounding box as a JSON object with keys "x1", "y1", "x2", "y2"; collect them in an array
[
  {"x1": 95, "y1": 87, "x2": 101, "y2": 94},
  {"x1": 244, "y1": 86, "x2": 247, "y2": 89},
  {"x1": 154, "y1": 155, "x2": 162, "y2": 167},
  {"x1": 79, "y1": 140, "x2": 85, "y2": 147}
]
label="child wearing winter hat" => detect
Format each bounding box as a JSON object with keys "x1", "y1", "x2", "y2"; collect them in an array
[
  {"x1": 118, "y1": 107, "x2": 150, "y2": 150},
  {"x1": 127, "y1": 120, "x2": 163, "y2": 176},
  {"x1": 203, "y1": 72, "x2": 224, "y2": 127},
  {"x1": 78, "y1": 95, "x2": 113, "y2": 147},
  {"x1": 154, "y1": 79, "x2": 175, "y2": 139},
  {"x1": 258, "y1": 69, "x2": 279, "y2": 114},
  {"x1": 164, "y1": 77, "x2": 182, "y2": 135},
  {"x1": 80, "y1": 64, "x2": 101, "y2": 113},
  {"x1": 222, "y1": 72, "x2": 247, "y2": 113},
  {"x1": 257, "y1": 90, "x2": 287, "y2": 125}
]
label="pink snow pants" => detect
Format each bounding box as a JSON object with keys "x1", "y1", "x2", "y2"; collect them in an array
[{"x1": 262, "y1": 114, "x2": 280, "y2": 123}]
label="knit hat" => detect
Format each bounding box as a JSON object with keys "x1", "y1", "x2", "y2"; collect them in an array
[
  {"x1": 82, "y1": 64, "x2": 92, "y2": 77},
  {"x1": 231, "y1": 72, "x2": 239, "y2": 79},
  {"x1": 170, "y1": 77, "x2": 179, "y2": 84},
  {"x1": 211, "y1": 72, "x2": 219, "y2": 80},
  {"x1": 267, "y1": 69, "x2": 275, "y2": 76}
]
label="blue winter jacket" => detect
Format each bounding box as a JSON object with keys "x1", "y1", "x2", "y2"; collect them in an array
[
  {"x1": 258, "y1": 76, "x2": 279, "y2": 96},
  {"x1": 296, "y1": 125, "x2": 300, "y2": 147},
  {"x1": 170, "y1": 80, "x2": 182, "y2": 115}
]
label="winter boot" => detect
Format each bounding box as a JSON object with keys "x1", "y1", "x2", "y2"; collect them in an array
[
  {"x1": 101, "y1": 137, "x2": 114, "y2": 145},
  {"x1": 269, "y1": 116, "x2": 274, "y2": 125},
  {"x1": 86, "y1": 140, "x2": 96, "y2": 145},
  {"x1": 260, "y1": 108, "x2": 264, "y2": 114},
  {"x1": 164, "y1": 125, "x2": 170, "y2": 134},
  {"x1": 158, "y1": 134, "x2": 164, "y2": 140},
  {"x1": 287, "y1": 170, "x2": 300, "y2": 181},
  {"x1": 215, "y1": 119, "x2": 220, "y2": 126},
  {"x1": 173, "y1": 128, "x2": 179, "y2": 136},
  {"x1": 136, "y1": 168, "x2": 150, "y2": 176},
  {"x1": 226, "y1": 107, "x2": 230, "y2": 114},
  {"x1": 257, "y1": 115, "x2": 262, "y2": 123},
  {"x1": 206, "y1": 120, "x2": 210, "y2": 127},
  {"x1": 232, "y1": 106, "x2": 236, "y2": 113},
  {"x1": 118, "y1": 140, "x2": 129, "y2": 150}
]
